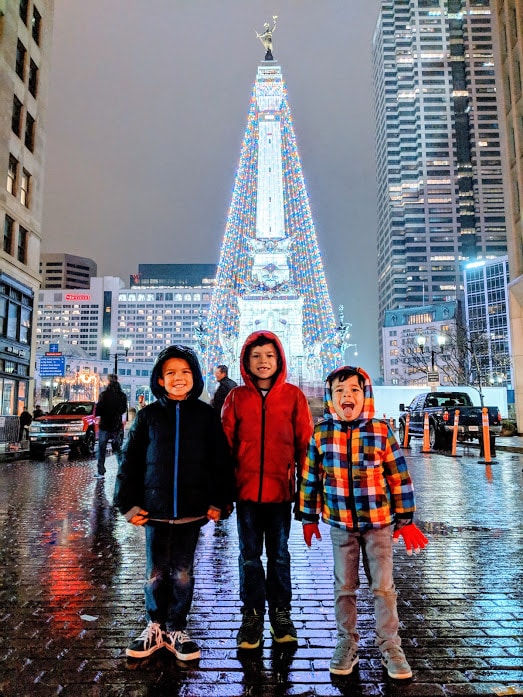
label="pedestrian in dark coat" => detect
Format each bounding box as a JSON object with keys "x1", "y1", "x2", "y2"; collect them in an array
[
  {"x1": 211, "y1": 364, "x2": 237, "y2": 415},
  {"x1": 114, "y1": 345, "x2": 233, "y2": 662},
  {"x1": 95, "y1": 374, "x2": 127, "y2": 477}
]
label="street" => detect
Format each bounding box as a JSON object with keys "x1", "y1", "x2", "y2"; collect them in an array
[{"x1": 0, "y1": 442, "x2": 521, "y2": 696}]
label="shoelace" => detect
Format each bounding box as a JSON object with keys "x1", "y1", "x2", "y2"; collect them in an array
[
  {"x1": 242, "y1": 613, "x2": 261, "y2": 627},
  {"x1": 273, "y1": 610, "x2": 291, "y2": 626},
  {"x1": 139, "y1": 623, "x2": 161, "y2": 645}
]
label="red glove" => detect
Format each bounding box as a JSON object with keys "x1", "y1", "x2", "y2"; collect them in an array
[
  {"x1": 303, "y1": 523, "x2": 322, "y2": 547},
  {"x1": 393, "y1": 523, "x2": 428, "y2": 555}
]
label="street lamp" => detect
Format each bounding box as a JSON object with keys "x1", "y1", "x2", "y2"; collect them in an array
[
  {"x1": 417, "y1": 334, "x2": 445, "y2": 371},
  {"x1": 103, "y1": 337, "x2": 132, "y2": 374}
]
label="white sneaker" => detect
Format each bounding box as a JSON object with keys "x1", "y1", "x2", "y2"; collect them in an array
[
  {"x1": 329, "y1": 639, "x2": 359, "y2": 675},
  {"x1": 381, "y1": 648, "x2": 412, "y2": 679},
  {"x1": 126, "y1": 621, "x2": 164, "y2": 658},
  {"x1": 163, "y1": 629, "x2": 201, "y2": 661}
]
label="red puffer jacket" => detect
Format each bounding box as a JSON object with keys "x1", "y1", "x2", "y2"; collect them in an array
[{"x1": 221, "y1": 331, "x2": 313, "y2": 503}]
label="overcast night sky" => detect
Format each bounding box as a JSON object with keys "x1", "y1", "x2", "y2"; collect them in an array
[{"x1": 42, "y1": 1, "x2": 382, "y2": 376}]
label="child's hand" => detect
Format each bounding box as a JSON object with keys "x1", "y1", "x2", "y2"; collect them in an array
[
  {"x1": 393, "y1": 523, "x2": 428, "y2": 555},
  {"x1": 129, "y1": 509, "x2": 149, "y2": 526},
  {"x1": 207, "y1": 507, "x2": 221, "y2": 522},
  {"x1": 303, "y1": 523, "x2": 321, "y2": 547}
]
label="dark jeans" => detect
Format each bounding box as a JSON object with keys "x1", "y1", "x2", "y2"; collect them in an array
[
  {"x1": 144, "y1": 520, "x2": 204, "y2": 631},
  {"x1": 96, "y1": 429, "x2": 122, "y2": 474},
  {"x1": 236, "y1": 501, "x2": 292, "y2": 616}
]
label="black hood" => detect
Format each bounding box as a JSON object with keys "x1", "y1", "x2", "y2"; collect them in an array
[{"x1": 150, "y1": 345, "x2": 204, "y2": 400}]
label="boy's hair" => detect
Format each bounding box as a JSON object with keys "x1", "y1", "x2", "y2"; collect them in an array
[
  {"x1": 327, "y1": 367, "x2": 365, "y2": 390},
  {"x1": 243, "y1": 335, "x2": 283, "y2": 377}
]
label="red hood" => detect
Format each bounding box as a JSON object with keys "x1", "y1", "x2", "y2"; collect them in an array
[{"x1": 239, "y1": 331, "x2": 287, "y2": 391}]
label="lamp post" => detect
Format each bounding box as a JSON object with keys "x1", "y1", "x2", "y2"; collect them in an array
[
  {"x1": 335, "y1": 304, "x2": 358, "y2": 362},
  {"x1": 416, "y1": 334, "x2": 446, "y2": 384},
  {"x1": 103, "y1": 337, "x2": 132, "y2": 375}
]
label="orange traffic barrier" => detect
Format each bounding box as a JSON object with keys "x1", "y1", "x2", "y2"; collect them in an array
[
  {"x1": 451, "y1": 409, "x2": 460, "y2": 457},
  {"x1": 421, "y1": 412, "x2": 431, "y2": 453},
  {"x1": 480, "y1": 406, "x2": 492, "y2": 464},
  {"x1": 403, "y1": 413, "x2": 410, "y2": 449}
]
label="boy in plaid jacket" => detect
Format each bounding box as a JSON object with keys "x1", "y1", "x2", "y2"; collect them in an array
[{"x1": 299, "y1": 366, "x2": 427, "y2": 679}]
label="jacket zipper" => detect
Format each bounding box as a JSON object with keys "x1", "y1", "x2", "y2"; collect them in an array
[
  {"x1": 257, "y1": 395, "x2": 266, "y2": 502},
  {"x1": 173, "y1": 402, "x2": 180, "y2": 518},
  {"x1": 345, "y1": 424, "x2": 358, "y2": 530}
]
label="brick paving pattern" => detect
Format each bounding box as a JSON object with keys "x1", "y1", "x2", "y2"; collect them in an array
[{"x1": 0, "y1": 443, "x2": 522, "y2": 696}]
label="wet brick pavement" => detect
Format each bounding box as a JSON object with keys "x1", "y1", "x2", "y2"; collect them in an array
[{"x1": 0, "y1": 442, "x2": 522, "y2": 697}]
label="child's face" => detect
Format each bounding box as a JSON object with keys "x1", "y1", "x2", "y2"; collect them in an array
[
  {"x1": 331, "y1": 375, "x2": 364, "y2": 421},
  {"x1": 248, "y1": 342, "x2": 278, "y2": 388},
  {"x1": 158, "y1": 357, "x2": 193, "y2": 400}
]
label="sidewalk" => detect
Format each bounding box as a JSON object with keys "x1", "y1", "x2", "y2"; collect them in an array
[{"x1": 0, "y1": 444, "x2": 521, "y2": 696}]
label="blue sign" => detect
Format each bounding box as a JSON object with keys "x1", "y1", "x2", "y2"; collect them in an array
[
  {"x1": 39, "y1": 355, "x2": 66, "y2": 377},
  {"x1": 49, "y1": 343, "x2": 59, "y2": 353}
]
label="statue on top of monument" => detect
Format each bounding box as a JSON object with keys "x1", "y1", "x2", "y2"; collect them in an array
[{"x1": 256, "y1": 16, "x2": 278, "y2": 60}]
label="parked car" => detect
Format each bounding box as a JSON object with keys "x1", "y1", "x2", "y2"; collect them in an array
[
  {"x1": 398, "y1": 391, "x2": 502, "y2": 451},
  {"x1": 29, "y1": 401, "x2": 99, "y2": 458}
]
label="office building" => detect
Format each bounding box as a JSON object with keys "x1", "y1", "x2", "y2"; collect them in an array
[
  {"x1": 40, "y1": 252, "x2": 97, "y2": 289},
  {"x1": 373, "y1": 0, "x2": 508, "y2": 372},
  {"x1": 0, "y1": 1, "x2": 54, "y2": 414},
  {"x1": 491, "y1": 0, "x2": 523, "y2": 427},
  {"x1": 464, "y1": 257, "x2": 511, "y2": 386}
]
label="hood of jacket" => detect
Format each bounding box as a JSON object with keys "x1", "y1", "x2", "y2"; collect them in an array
[
  {"x1": 323, "y1": 365, "x2": 375, "y2": 423},
  {"x1": 150, "y1": 344, "x2": 204, "y2": 400},
  {"x1": 239, "y1": 330, "x2": 287, "y2": 391}
]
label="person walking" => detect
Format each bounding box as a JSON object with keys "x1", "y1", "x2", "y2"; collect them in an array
[
  {"x1": 95, "y1": 374, "x2": 127, "y2": 478},
  {"x1": 211, "y1": 365, "x2": 237, "y2": 415}
]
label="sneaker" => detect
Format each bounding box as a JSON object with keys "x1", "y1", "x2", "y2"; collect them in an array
[
  {"x1": 329, "y1": 639, "x2": 359, "y2": 675},
  {"x1": 237, "y1": 609, "x2": 264, "y2": 649},
  {"x1": 381, "y1": 648, "x2": 412, "y2": 679},
  {"x1": 126, "y1": 621, "x2": 164, "y2": 658},
  {"x1": 163, "y1": 629, "x2": 201, "y2": 661},
  {"x1": 269, "y1": 607, "x2": 297, "y2": 643}
]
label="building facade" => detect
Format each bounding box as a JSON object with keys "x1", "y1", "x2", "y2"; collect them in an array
[
  {"x1": 0, "y1": 0, "x2": 54, "y2": 415},
  {"x1": 373, "y1": 0, "x2": 508, "y2": 372},
  {"x1": 40, "y1": 252, "x2": 97, "y2": 289},
  {"x1": 491, "y1": 0, "x2": 523, "y2": 429},
  {"x1": 382, "y1": 301, "x2": 459, "y2": 385}
]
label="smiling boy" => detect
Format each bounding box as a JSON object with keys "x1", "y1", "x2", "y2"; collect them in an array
[{"x1": 299, "y1": 366, "x2": 428, "y2": 679}]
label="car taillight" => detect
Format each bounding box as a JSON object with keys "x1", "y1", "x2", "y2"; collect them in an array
[{"x1": 443, "y1": 410, "x2": 449, "y2": 422}]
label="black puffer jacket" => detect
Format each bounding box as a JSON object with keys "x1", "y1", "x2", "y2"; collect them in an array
[{"x1": 114, "y1": 345, "x2": 233, "y2": 520}]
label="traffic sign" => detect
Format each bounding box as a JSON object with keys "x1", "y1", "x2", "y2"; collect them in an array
[
  {"x1": 49, "y1": 343, "x2": 59, "y2": 353},
  {"x1": 39, "y1": 355, "x2": 66, "y2": 377},
  {"x1": 428, "y1": 371, "x2": 439, "y2": 382}
]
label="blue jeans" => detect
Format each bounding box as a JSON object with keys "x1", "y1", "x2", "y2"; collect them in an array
[
  {"x1": 144, "y1": 520, "x2": 204, "y2": 631},
  {"x1": 96, "y1": 429, "x2": 122, "y2": 474},
  {"x1": 236, "y1": 501, "x2": 292, "y2": 615},
  {"x1": 330, "y1": 525, "x2": 401, "y2": 653}
]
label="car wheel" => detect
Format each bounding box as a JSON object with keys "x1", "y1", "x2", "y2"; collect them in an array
[
  {"x1": 81, "y1": 429, "x2": 96, "y2": 457},
  {"x1": 429, "y1": 424, "x2": 437, "y2": 449}
]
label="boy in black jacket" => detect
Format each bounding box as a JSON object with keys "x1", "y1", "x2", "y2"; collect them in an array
[{"x1": 114, "y1": 345, "x2": 233, "y2": 661}]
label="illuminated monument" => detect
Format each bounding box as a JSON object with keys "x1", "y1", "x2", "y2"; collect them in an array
[{"x1": 207, "y1": 20, "x2": 341, "y2": 385}]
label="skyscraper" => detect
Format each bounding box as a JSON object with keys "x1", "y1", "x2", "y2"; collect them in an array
[
  {"x1": 207, "y1": 33, "x2": 339, "y2": 384},
  {"x1": 1, "y1": 1, "x2": 54, "y2": 414},
  {"x1": 373, "y1": 0, "x2": 507, "y2": 367}
]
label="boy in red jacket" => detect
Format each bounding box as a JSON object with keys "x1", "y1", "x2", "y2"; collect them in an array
[{"x1": 221, "y1": 331, "x2": 313, "y2": 649}]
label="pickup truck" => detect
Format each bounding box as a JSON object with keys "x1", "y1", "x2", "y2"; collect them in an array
[
  {"x1": 29, "y1": 401, "x2": 99, "y2": 458},
  {"x1": 398, "y1": 391, "x2": 502, "y2": 452}
]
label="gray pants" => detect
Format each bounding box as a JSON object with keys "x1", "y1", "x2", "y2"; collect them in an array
[{"x1": 330, "y1": 525, "x2": 402, "y2": 653}]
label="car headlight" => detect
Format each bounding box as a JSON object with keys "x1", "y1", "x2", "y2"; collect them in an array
[{"x1": 69, "y1": 422, "x2": 85, "y2": 433}]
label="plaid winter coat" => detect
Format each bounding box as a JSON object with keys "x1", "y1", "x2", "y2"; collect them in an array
[{"x1": 299, "y1": 366, "x2": 415, "y2": 532}]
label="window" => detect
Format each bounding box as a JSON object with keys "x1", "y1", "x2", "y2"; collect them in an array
[
  {"x1": 28, "y1": 59, "x2": 38, "y2": 97},
  {"x1": 15, "y1": 40, "x2": 27, "y2": 81},
  {"x1": 25, "y1": 113, "x2": 35, "y2": 151},
  {"x1": 12, "y1": 96, "x2": 23, "y2": 137},
  {"x1": 19, "y1": 0, "x2": 29, "y2": 24},
  {"x1": 17, "y1": 226, "x2": 28, "y2": 263},
  {"x1": 20, "y1": 307, "x2": 31, "y2": 343},
  {"x1": 20, "y1": 169, "x2": 30, "y2": 207},
  {"x1": 7, "y1": 155, "x2": 18, "y2": 195},
  {"x1": 32, "y1": 6, "x2": 42, "y2": 44},
  {"x1": 4, "y1": 216, "x2": 14, "y2": 255}
]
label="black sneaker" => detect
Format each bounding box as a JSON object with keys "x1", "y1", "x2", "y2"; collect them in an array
[
  {"x1": 163, "y1": 629, "x2": 201, "y2": 661},
  {"x1": 269, "y1": 607, "x2": 297, "y2": 643},
  {"x1": 237, "y1": 609, "x2": 264, "y2": 649},
  {"x1": 126, "y1": 621, "x2": 164, "y2": 658}
]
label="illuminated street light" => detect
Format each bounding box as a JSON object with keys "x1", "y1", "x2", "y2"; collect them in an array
[{"x1": 103, "y1": 337, "x2": 132, "y2": 374}]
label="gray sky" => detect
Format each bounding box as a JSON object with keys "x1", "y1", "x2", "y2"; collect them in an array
[{"x1": 42, "y1": 0, "x2": 382, "y2": 376}]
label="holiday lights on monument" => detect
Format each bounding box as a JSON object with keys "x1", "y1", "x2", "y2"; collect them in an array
[{"x1": 207, "y1": 54, "x2": 341, "y2": 381}]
